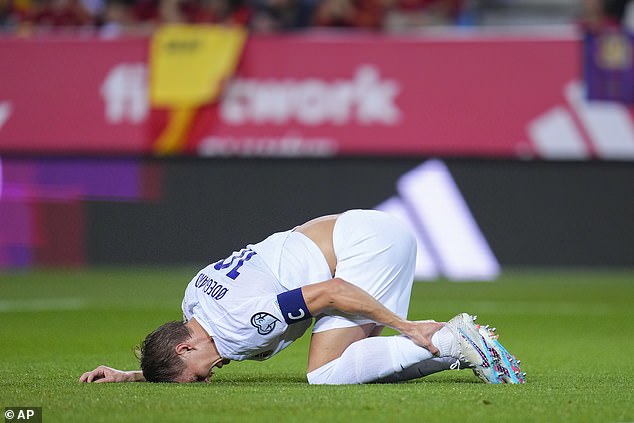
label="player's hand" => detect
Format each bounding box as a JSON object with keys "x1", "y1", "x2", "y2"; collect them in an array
[
  {"x1": 401, "y1": 320, "x2": 445, "y2": 356},
  {"x1": 79, "y1": 365, "x2": 138, "y2": 383}
]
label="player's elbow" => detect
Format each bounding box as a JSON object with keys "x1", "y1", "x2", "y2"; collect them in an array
[
  {"x1": 304, "y1": 277, "x2": 352, "y2": 315},
  {"x1": 325, "y1": 277, "x2": 352, "y2": 307}
]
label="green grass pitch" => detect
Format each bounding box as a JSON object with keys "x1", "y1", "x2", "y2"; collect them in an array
[{"x1": 1, "y1": 268, "x2": 633, "y2": 422}]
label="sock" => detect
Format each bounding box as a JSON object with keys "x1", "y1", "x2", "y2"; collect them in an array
[
  {"x1": 431, "y1": 326, "x2": 460, "y2": 358},
  {"x1": 306, "y1": 328, "x2": 458, "y2": 385}
]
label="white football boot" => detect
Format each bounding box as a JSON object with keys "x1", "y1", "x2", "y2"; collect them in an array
[
  {"x1": 446, "y1": 313, "x2": 502, "y2": 384},
  {"x1": 477, "y1": 324, "x2": 526, "y2": 384}
]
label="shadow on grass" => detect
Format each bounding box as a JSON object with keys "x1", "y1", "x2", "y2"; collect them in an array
[
  {"x1": 203, "y1": 372, "x2": 485, "y2": 387},
  {"x1": 197, "y1": 374, "x2": 308, "y2": 386}
]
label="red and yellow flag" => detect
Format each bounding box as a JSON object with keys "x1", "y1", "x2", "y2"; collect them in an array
[{"x1": 149, "y1": 25, "x2": 247, "y2": 155}]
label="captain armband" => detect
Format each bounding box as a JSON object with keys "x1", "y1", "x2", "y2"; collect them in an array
[{"x1": 277, "y1": 288, "x2": 313, "y2": 325}]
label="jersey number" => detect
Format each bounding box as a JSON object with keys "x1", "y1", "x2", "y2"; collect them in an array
[{"x1": 214, "y1": 248, "x2": 257, "y2": 280}]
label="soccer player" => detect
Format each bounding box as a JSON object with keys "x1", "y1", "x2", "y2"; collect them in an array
[{"x1": 80, "y1": 209, "x2": 524, "y2": 385}]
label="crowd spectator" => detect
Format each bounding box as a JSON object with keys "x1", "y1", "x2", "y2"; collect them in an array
[
  {"x1": 604, "y1": 0, "x2": 633, "y2": 25},
  {"x1": 247, "y1": 0, "x2": 316, "y2": 33},
  {"x1": 582, "y1": 0, "x2": 634, "y2": 31},
  {"x1": 309, "y1": 0, "x2": 465, "y2": 31},
  {"x1": 383, "y1": 0, "x2": 464, "y2": 31},
  {"x1": 0, "y1": 0, "x2": 465, "y2": 33},
  {"x1": 98, "y1": 0, "x2": 250, "y2": 35},
  {"x1": 311, "y1": 0, "x2": 386, "y2": 29},
  {"x1": 1, "y1": 0, "x2": 29, "y2": 30},
  {"x1": 27, "y1": 0, "x2": 92, "y2": 28},
  {"x1": 603, "y1": 0, "x2": 634, "y2": 30},
  {"x1": 0, "y1": 0, "x2": 14, "y2": 27},
  {"x1": 99, "y1": 0, "x2": 147, "y2": 36},
  {"x1": 8, "y1": 0, "x2": 631, "y2": 34}
]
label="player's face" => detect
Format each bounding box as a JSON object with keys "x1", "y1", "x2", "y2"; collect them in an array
[{"x1": 179, "y1": 337, "x2": 229, "y2": 383}]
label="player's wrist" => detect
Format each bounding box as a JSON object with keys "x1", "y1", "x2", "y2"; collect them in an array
[
  {"x1": 391, "y1": 318, "x2": 414, "y2": 335},
  {"x1": 125, "y1": 371, "x2": 145, "y2": 382}
]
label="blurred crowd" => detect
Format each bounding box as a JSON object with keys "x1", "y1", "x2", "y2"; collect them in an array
[
  {"x1": 0, "y1": 0, "x2": 633, "y2": 35},
  {"x1": 582, "y1": 0, "x2": 634, "y2": 31},
  {"x1": 0, "y1": 0, "x2": 468, "y2": 35}
]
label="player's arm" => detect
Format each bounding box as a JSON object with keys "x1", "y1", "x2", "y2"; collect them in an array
[
  {"x1": 279, "y1": 278, "x2": 442, "y2": 355},
  {"x1": 79, "y1": 365, "x2": 145, "y2": 383}
]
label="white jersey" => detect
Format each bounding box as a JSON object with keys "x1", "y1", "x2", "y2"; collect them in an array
[
  {"x1": 181, "y1": 240, "x2": 316, "y2": 361},
  {"x1": 181, "y1": 209, "x2": 415, "y2": 362}
]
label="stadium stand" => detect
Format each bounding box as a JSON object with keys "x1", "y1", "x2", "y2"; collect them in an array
[{"x1": 3, "y1": 0, "x2": 620, "y2": 34}]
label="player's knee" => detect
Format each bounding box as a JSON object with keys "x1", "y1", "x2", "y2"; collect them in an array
[
  {"x1": 306, "y1": 370, "x2": 333, "y2": 385},
  {"x1": 306, "y1": 371, "x2": 325, "y2": 385},
  {"x1": 306, "y1": 359, "x2": 339, "y2": 385}
]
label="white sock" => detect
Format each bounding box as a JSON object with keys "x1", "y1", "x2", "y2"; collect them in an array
[
  {"x1": 431, "y1": 326, "x2": 460, "y2": 357},
  {"x1": 306, "y1": 327, "x2": 458, "y2": 385}
]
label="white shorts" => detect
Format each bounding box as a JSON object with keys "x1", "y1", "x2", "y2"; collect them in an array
[{"x1": 312, "y1": 209, "x2": 416, "y2": 333}]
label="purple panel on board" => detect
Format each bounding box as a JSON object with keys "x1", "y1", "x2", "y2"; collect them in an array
[
  {"x1": 0, "y1": 202, "x2": 32, "y2": 244},
  {"x1": 0, "y1": 202, "x2": 33, "y2": 268},
  {"x1": 0, "y1": 157, "x2": 150, "y2": 268},
  {"x1": 7, "y1": 245, "x2": 31, "y2": 267},
  {"x1": 1, "y1": 160, "x2": 37, "y2": 185},
  {"x1": 36, "y1": 159, "x2": 142, "y2": 200}
]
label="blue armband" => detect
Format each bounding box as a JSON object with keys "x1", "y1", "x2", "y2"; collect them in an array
[{"x1": 277, "y1": 288, "x2": 312, "y2": 325}]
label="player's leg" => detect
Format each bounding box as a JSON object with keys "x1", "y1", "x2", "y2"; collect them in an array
[
  {"x1": 307, "y1": 314, "x2": 515, "y2": 385},
  {"x1": 307, "y1": 326, "x2": 460, "y2": 385},
  {"x1": 307, "y1": 324, "x2": 394, "y2": 367},
  {"x1": 307, "y1": 323, "x2": 376, "y2": 372},
  {"x1": 311, "y1": 209, "x2": 417, "y2": 333},
  {"x1": 307, "y1": 209, "x2": 456, "y2": 384}
]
